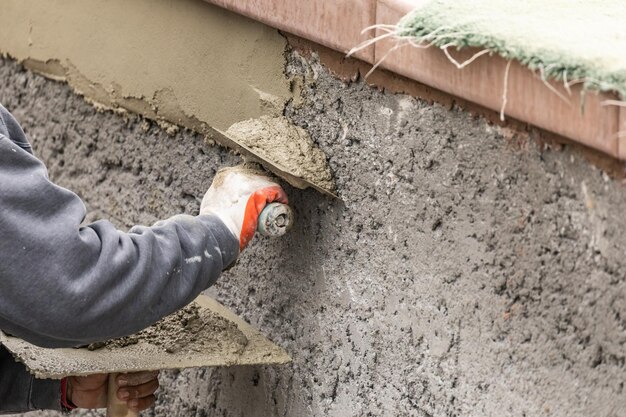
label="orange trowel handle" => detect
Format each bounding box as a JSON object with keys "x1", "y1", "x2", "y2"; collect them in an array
[{"x1": 107, "y1": 373, "x2": 139, "y2": 417}]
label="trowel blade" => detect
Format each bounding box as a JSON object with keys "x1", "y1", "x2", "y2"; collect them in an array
[
  {"x1": 214, "y1": 116, "x2": 339, "y2": 199},
  {"x1": 0, "y1": 295, "x2": 290, "y2": 379}
]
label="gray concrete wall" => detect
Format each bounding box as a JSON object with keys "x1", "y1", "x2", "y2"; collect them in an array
[{"x1": 1, "y1": 51, "x2": 624, "y2": 417}]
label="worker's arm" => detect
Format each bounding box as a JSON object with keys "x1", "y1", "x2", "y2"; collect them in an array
[
  {"x1": 0, "y1": 345, "x2": 62, "y2": 414},
  {"x1": 0, "y1": 105, "x2": 286, "y2": 348}
]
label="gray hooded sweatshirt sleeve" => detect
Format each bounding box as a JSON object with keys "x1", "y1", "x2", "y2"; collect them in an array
[{"x1": 0, "y1": 104, "x2": 239, "y2": 412}]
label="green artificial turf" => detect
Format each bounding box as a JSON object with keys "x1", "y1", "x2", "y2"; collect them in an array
[{"x1": 395, "y1": 0, "x2": 626, "y2": 99}]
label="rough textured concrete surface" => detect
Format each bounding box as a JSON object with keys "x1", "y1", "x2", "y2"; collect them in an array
[{"x1": 1, "y1": 50, "x2": 625, "y2": 417}]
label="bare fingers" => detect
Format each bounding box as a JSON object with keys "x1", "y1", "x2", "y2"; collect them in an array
[
  {"x1": 116, "y1": 371, "x2": 159, "y2": 387},
  {"x1": 128, "y1": 395, "x2": 157, "y2": 412},
  {"x1": 117, "y1": 378, "x2": 160, "y2": 401},
  {"x1": 116, "y1": 372, "x2": 160, "y2": 411}
]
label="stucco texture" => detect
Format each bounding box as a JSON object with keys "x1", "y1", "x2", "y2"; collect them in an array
[{"x1": 0, "y1": 48, "x2": 625, "y2": 417}]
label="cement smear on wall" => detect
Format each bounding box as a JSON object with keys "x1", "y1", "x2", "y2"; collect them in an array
[
  {"x1": 1, "y1": 50, "x2": 625, "y2": 417},
  {"x1": 0, "y1": 0, "x2": 291, "y2": 132}
]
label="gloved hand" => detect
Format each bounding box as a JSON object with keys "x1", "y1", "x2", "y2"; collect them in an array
[{"x1": 200, "y1": 166, "x2": 288, "y2": 251}]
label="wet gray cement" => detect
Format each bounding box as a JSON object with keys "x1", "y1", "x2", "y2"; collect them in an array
[
  {"x1": 1, "y1": 52, "x2": 625, "y2": 417},
  {"x1": 87, "y1": 302, "x2": 247, "y2": 355},
  {"x1": 225, "y1": 116, "x2": 336, "y2": 194}
]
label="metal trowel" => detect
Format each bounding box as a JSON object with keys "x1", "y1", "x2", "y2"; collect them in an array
[{"x1": 214, "y1": 115, "x2": 339, "y2": 199}]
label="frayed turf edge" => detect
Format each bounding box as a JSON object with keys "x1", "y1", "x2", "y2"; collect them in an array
[{"x1": 348, "y1": 10, "x2": 626, "y2": 126}]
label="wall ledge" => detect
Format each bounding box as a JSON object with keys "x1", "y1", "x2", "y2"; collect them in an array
[{"x1": 206, "y1": 0, "x2": 626, "y2": 161}]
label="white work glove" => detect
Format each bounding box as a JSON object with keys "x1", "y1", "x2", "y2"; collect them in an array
[{"x1": 200, "y1": 166, "x2": 288, "y2": 251}]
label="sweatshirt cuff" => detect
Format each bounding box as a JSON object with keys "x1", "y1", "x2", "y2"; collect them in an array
[
  {"x1": 197, "y1": 214, "x2": 239, "y2": 269},
  {"x1": 30, "y1": 377, "x2": 63, "y2": 412}
]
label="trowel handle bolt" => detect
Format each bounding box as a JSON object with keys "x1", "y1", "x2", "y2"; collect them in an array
[{"x1": 257, "y1": 203, "x2": 294, "y2": 237}]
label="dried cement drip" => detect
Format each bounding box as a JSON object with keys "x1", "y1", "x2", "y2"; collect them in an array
[
  {"x1": 88, "y1": 303, "x2": 248, "y2": 355},
  {"x1": 226, "y1": 116, "x2": 336, "y2": 193}
]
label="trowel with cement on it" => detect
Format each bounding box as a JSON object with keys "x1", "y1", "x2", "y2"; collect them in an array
[
  {"x1": 1, "y1": 295, "x2": 291, "y2": 417},
  {"x1": 209, "y1": 115, "x2": 338, "y2": 239},
  {"x1": 214, "y1": 115, "x2": 338, "y2": 199}
]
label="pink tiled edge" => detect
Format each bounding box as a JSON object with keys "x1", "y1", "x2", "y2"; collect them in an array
[
  {"x1": 376, "y1": 0, "x2": 620, "y2": 157},
  {"x1": 619, "y1": 107, "x2": 626, "y2": 159},
  {"x1": 205, "y1": 0, "x2": 376, "y2": 63}
]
